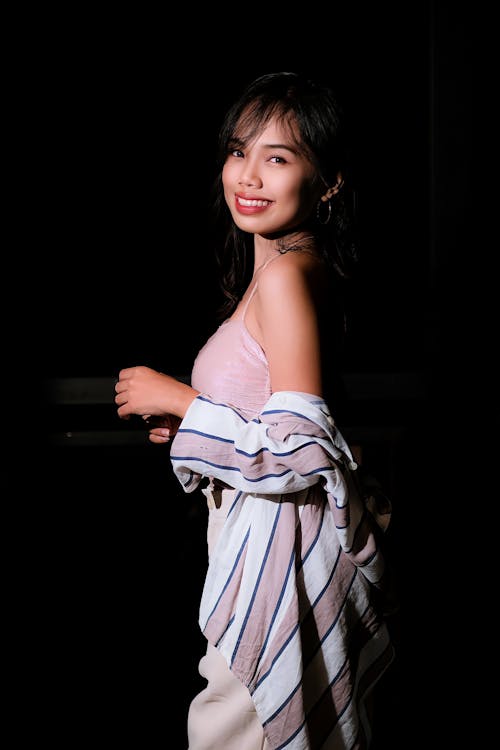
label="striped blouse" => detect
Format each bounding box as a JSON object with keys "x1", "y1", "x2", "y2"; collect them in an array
[{"x1": 171, "y1": 390, "x2": 394, "y2": 750}]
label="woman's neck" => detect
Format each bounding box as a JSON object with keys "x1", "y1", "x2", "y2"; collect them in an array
[{"x1": 253, "y1": 230, "x2": 317, "y2": 271}]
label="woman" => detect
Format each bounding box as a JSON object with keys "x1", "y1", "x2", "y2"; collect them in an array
[{"x1": 115, "y1": 72, "x2": 394, "y2": 750}]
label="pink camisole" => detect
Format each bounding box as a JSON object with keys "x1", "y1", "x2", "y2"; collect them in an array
[{"x1": 191, "y1": 262, "x2": 275, "y2": 420}]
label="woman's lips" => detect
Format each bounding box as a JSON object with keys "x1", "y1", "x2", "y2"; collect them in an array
[{"x1": 234, "y1": 195, "x2": 273, "y2": 215}]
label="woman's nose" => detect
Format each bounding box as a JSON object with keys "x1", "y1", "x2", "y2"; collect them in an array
[{"x1": 238, "y1": 162, "x2": 263, "y2": 189}]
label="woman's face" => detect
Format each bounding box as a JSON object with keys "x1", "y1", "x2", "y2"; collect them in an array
[{"x1": 222, "y1": 116, "x2": 322, "y2": 237}]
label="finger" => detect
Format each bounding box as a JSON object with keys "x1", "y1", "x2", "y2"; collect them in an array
[
  {"x1": 149, "y1": 434, "x2": 170, "y2": 444},
  {"x1": 117, "y1": 404, "x2": 132, "y2": 419},
  {"x1": 115, "y1": 376, "x2": 134, "y2": 394},
  {"x1": 149, "y1": 428, "x2": 172, "y2": 438},
  {"x1": 115, "y1": 393, "x2": 128, "y2": 407}
]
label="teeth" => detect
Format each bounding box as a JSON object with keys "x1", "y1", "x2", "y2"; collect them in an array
[{"x1": 237, "y1": 197, "x2": 270, "y2": 207}]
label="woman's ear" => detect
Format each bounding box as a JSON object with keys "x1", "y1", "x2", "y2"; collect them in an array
[{"x1": 320, "y1": 172, "x2": 344, "y2": 202}]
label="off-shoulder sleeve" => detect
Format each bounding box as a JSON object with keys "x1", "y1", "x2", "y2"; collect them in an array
[
  {"x1": 170, "y1": 391, "x2": 390, "y2": 581},
  {"x1": 170, "y1": 391, "x2": 351, "y2": 493}
]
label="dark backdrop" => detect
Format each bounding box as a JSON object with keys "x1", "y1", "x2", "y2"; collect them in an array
[
  {"x1": 30, "y1": 5, "x2": 471, "y2": 748},
  {"x1": 37, "y1": 6, "x2": 431, "y2": 380}
]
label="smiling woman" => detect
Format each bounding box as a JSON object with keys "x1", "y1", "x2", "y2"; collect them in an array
[
  {"x1": 35, "y1": 6, "x2": 471, "y2": 747},
  {"x1": 222, "y1": 126, "x2": 319, "y2": 232},
  {"x1": 114, "y1": 72, "x2": 396, "y2": 749}
]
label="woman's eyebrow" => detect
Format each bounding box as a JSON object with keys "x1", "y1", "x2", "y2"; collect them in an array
[{"x1": 261, "y1": 143, "x2": 298, "y2": 154}]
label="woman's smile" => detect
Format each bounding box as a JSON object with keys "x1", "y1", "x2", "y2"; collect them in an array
[{"x1": 235, "y1": 193, "x2": 274, "y2": 214}]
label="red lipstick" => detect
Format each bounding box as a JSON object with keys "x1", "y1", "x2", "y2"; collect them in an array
[{"x1": 234, "y1": 194, "x2": 273, "y2": 215}]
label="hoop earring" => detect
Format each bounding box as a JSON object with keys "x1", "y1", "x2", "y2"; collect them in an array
[{"x1": 316, "y1": 198, "x2": 332, "y2": 225}]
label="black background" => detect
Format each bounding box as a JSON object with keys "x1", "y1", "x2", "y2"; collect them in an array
[
  {"x1": 37, "y1": 6, "x2": 431, "y2": 379},
  {"x1": 26, "y1": 4, "x2": 472, "y2": 748}
]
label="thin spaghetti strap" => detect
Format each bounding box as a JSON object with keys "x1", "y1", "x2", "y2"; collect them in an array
[
  {"x1": 241, "y1": 283, "x2": 259, "y2": 316},
  {"x1": 242, "y1": 254, "x2": 282, "y2": 316}
]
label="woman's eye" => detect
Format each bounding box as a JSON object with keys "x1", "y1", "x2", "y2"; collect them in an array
[
  {"x1": 231, "y1": 149, "x2": 244, "y2": 158},
  {"x1": 270, "y1": 155, "x2": 287, "y2": 164}
]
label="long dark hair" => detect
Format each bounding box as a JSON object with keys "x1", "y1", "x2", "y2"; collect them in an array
[{"x1": 212, "y1": 71, "x2": 358, "y2": 318}]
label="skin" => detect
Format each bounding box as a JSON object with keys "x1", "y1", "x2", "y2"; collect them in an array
[{"x1": 115, "y1": 116, "x2": 340, "y2": 442}]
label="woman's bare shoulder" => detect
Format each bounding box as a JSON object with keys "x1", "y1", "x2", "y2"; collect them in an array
[
  {"x1": 261, "y1": 250, "x2": 323, "y2": 278},
  {"x1": 258, "y1": 251, "x2": 326, "y2": 294}
]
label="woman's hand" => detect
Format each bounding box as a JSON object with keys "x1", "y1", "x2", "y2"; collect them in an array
[
  {"x1": 142, "y1": 414, "x2": 182, "y2": 444},
  {"x1": 114, "y1": 366, "x2": 198, "y2": 420}
]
